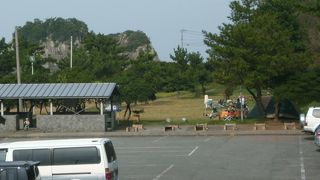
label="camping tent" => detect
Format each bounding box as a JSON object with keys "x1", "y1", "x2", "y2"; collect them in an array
[{"x1": 247, "y1": 96, "x2": 300, "y2": 119}]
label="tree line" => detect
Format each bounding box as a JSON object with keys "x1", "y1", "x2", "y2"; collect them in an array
[
  {"x1": 1, "y1": 0, "x2": 320, "y2": 120},
  {"x1": 0, "y1": 28, "x2": 211, "y2": 119}
]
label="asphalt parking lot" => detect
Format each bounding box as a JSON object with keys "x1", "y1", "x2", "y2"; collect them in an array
[
  {"x1": 111, "y1": 135, "x2": 320, "y2": 180},
  {"x1": 1, "y1": 135, "x2": 319, "y2": 180}
]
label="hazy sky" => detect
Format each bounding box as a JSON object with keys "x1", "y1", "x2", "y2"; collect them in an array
[{"x1": 0, "y1": 0, "x2": 231, "y2": 61}]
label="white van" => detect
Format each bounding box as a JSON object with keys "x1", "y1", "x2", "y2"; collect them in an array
[
  {"x1": 0, "y1": 138, "x2": 119, "y2": 180},
  {"x1": 302, "y1": 107, "x2": 320, "y2": 133}
]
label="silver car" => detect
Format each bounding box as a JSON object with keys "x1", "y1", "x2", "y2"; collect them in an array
[
  {"x1": 0, "y1": 161, "x2": 41, "y2": 180},
  {"x1": 314, "y1": 127, "x2": 320, "y2": 147}
]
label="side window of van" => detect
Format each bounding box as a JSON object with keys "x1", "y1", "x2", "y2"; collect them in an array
[
  {"x1": 104, "y1": 142, "x2": 117, "y2": 162},
  {"x1": 53, "y1": 147, "x2": 100, "y2": 165},
  {"x1": 0, "y1": 149, "x2": 7, "y2": 162},
  {"x1": 312, "y1": 109, "x2": 320, "y2": 118},
  {"x1": 13, "y1": 150, "x2": 32, "y2": 161},
  {"x1": 13, "y1": 149, "x2": 51, "y2": 166}
]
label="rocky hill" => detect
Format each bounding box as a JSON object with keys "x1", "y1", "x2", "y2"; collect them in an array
[{"x1": 19, "y1": 18, "x2": 159, "y2": 61}]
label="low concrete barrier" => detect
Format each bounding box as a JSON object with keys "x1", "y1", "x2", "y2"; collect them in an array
[
  {"x1": 284, "y1": 123, "x2": 296, "y2": 130},
  {"x1": 224, "y1": 123, "x2": 237, "y2": 130},
  {"x1": 126, "y1": 124, "x2": 144, "y2": 132},
  {"x1": 194, "y1": 123, "x2": 208, "y2": 131},
  {"x1": 253, "y1": 123, "x2": 266, "y2": 130},
  {"x1": 164, "y1": 125, "x2": 179, "y2": 132}
]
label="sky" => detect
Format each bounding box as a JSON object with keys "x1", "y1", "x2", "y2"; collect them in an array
[{"x1": 0, "y1": 0, "x2": 231, "y2": 61}]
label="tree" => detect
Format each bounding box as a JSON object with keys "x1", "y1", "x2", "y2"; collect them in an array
[
  {"x1": 115, "y1": 48, "x2": 157, "y2": 121},
  {"x1": 83, "y1": 32, "x2": 128, "y2": 81},
  {"x1": 273, "y1": 68, "x2": 320, "y2": 107},
  {"x1": 19, "y1": 18, "x2": 88, "y2": 43},
  {"x1": 204, "y1": 0, "x2": 310, "y2": 118},
  {"x1": 55, "y1": 47, "x2": 94, "y2": 83},
  {"x1": 187, "y1": 52, "x2": 212, "y2": 95},
  {"x1": 0, "y1": 38, "x2": 15, "y2": 83},
  {"x1": 169, "y1": 46, "x2": 194, "y2": 93}
]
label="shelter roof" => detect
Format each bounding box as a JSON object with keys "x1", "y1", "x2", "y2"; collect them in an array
[{"x1": 0, "y1": 83, "x2": 118, "y2": 99}]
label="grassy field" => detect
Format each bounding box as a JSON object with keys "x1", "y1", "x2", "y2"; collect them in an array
[
  {"x1": 115, "y1": 83, "x2": 310, "y2": 126},
  {"x1": 117, "y1": 91, "x2": 211, "y2": 122},
  {"x1": 116, "y1": 90, "x2": 260, "y2": 125}
]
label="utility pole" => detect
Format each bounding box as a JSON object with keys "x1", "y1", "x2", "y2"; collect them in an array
[
  {"x1": 29, "y1": 55, "x2": 35, "y2": 75},
  {"x1": 240, "y1": 85, "x2": 243, "y2": 121},
  {"x1": 15, "y1": 27, "x2": 23, "y2": 112},
  {"x1": 180, "y1": 29, "x2": 186, "y2": 48},
  {"x1": 70, "y1": 36, "x2": 73, "y2": 69}
]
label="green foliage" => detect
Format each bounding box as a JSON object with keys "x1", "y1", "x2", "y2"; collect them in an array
[
  {"x1": 116, "y1": 48, "x2": 157, "y2": 105},
  {"x1": 19, "y1": 18, "x2": 88, "y2": 42},
  {"x1": 170, "y1": 46, "x2": 188, "y2": 69},
  {"x1": 204, "y1": 0, "x2": 310, "y2": 105},
  {"x1": 53, "y1": 32, "x2": 129, "y2": 83},
  {"x1": 169, "y1": 47, "x2": 193, "y2": 92},
  {"x1": 123, "y1": 30, "x2": 151, "y2": 51},
  {"x1": 187, "y1": 52, "x2": 212, "y2": 95},
  {"x1": 168, "y1": 46, "x2": 211, "y2": 95},
  {"x1": 0, "y1": 38, "x2": 15, "y2": 83},
  {"x1": 274, "y1": 68, "x2": 320, "y2": 106}
]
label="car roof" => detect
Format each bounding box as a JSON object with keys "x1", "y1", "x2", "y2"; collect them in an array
[{"x1": 0, "y1": 138, "x2": 110, "y2": 149}]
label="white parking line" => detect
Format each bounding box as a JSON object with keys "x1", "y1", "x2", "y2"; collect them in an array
[
  {"x1": 153, "y1": 164, "x2": 174, "y2": 180},
  {"x1": 188, "y1": 146, "x2": 199, "y2": 156},
  {"x1": 118, "y1": 150, "x2": 185, "y2": 154},
  {"x1": 117, "y1": 146, "x2": 185, "y2": 149},
  {"x1": 153, "y1": 136, "x2": 168, "y2": 143},
  {"x1": 122, "y1": 164, "x2": 165, "y2": 167},
  {"x1": 299, "y1": 136, "x2": 306, "y2": 180}
]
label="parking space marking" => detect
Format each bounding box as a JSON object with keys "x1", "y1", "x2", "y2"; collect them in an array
[
  {"x1": 152, "y1": 164, "x2": 174, "y2": 180},
  {"x1": 299, "y1": 136, "x2": 306, "y2": 180},
  {"x1": 153, "y1": 136, "x2": 168, "y2": 143},
  {"x1": 118, "y1": 150, "x2": 186, "y2": 154},
  {"x1": 117, "y1": 146, "x2": 182, "y2": 149},
  {"x1": 188, "y1": 146, "x2": 199, "y2": 156},
  {"x1": 122, "y1": 164, "x2": 166, "y2": 167}
]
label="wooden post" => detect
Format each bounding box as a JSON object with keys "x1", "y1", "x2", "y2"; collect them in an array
[
  {"x1": 0, "y1": 101, "x2": 4, "y2": 116},
  {"x1": 100, "y1": 101, "x2": 103, "y2": 115},
  {"x1": 50, "y1": 100, "x2": 53, "y2": 115}
]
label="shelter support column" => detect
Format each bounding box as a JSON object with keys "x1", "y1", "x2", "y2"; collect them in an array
[
  {"x1": 100, "y1": 101, "x2": 103, "y2": 115},
  {"x1": 0, "y1": 100, "x2": 3, "y2": 116},
  {"x1": 50, "y1": 100, "x2": 53, "y2": 115}
]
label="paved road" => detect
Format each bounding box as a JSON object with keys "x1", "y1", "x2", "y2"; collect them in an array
[
  {"x1": 1, "y1": 135, "x2": 319, "y2": 180},
  {"x1": 112, "y1": 135, "x2": 319, "y2": 180}
]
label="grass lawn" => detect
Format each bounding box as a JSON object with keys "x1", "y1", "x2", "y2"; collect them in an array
[
  {"x1": 116, "y1": 91, "x2": 264, "y2": 125},
  {"x1": 117, "y1": 94, "x2": 209, "y2": 122}
]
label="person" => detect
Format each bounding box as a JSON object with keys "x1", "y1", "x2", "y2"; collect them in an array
[{"x1": 24, "y1": 118, "x2": 30, "y2": 131}]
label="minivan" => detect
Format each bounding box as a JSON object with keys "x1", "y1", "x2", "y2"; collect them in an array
[
  {"x1": 0, "y1": 138, "x2": 119, "y2": 180},
  {"x1": 302, "y1": 107, "x2": 320, "y2": 133}
]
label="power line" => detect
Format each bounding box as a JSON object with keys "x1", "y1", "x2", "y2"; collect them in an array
[{"x1": 180, "y1": 29, "x2": 204, "y2": 48}]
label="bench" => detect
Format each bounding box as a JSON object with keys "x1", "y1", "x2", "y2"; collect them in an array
[
  {"x1": 253, "y1": 123, "x2": 266, "y2": 130},
  {"x1": 194, "y1": 123, "x2": 208, "y2": 131},
  {"x1": 126, "y1": 124, "x2": 144, "y2": 132},
  {"x1": 164, "y1": 125, "x2": 179, "y2": 132},
  {"x1": 284, "y1": 123, "x2": 296, "y2": 130},
  {"x1": 224, "y1": 123, "x2": 237, "y2": 130}
]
